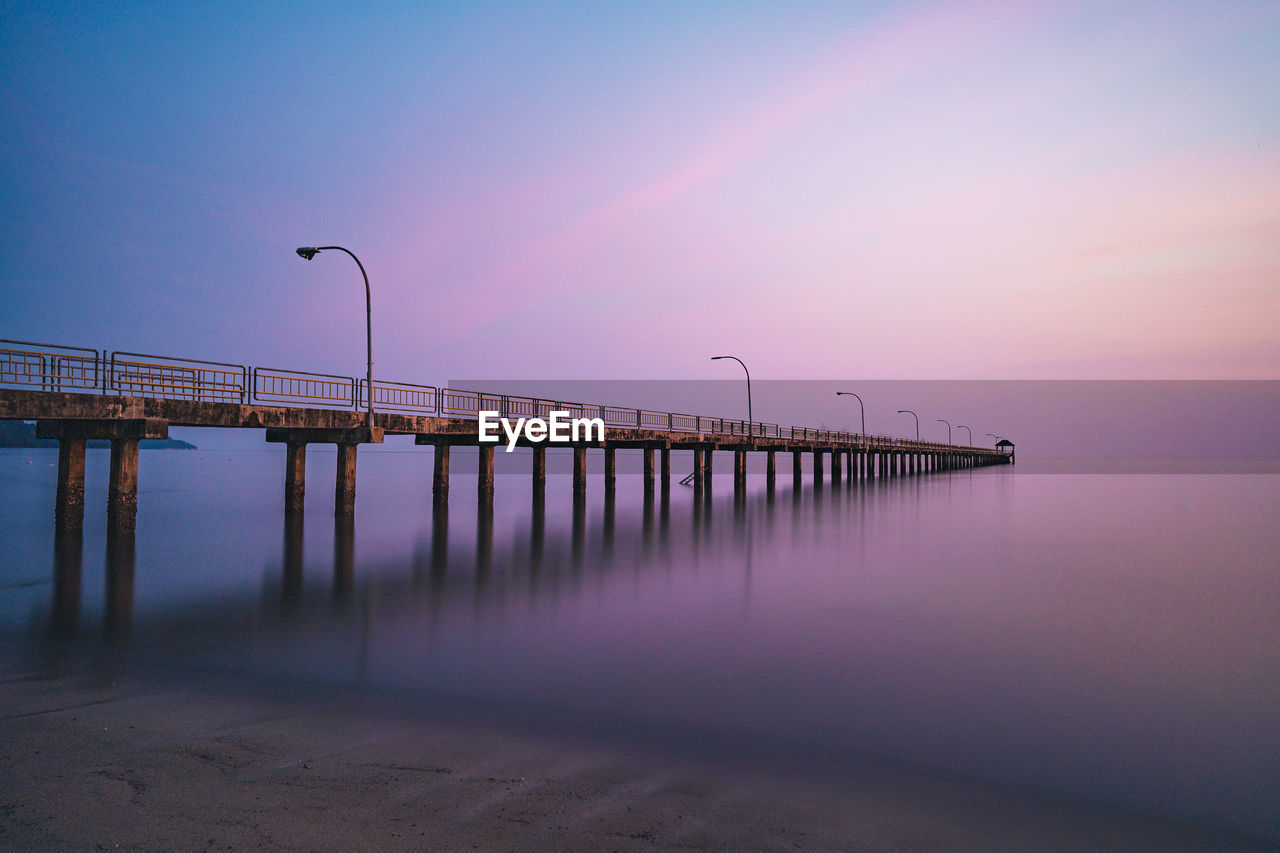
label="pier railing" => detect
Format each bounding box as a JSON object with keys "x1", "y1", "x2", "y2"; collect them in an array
[{"x1": 1, "y1": 338, "x2": 970, "y2": 451}]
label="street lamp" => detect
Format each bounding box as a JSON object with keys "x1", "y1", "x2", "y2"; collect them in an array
[
  {"x1": 711, "y1": 355, "x2": 752, "y2": 436},
  {"x1": 835, "y1": 392, "x2": 865, "y2": 435},
  {"x1": 296, "y1": 246, "x2": 374, "y2": 429},
  {"x1": 956, "y1": 424, "x2": 972, "y2": 445},
  {"x1": 937, "y1": 418, "x2": 952, "y2": 444},
  {"x1": 987, "y1": 432, "x2": 1003, "y2": 447},
  {"x1": 897, "y1": 409, "x2": 919, "y2": 441}
]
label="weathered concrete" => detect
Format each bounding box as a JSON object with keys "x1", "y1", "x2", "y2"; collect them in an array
[
  {"x1": 660, "y1": 447, "x2": 671, "y2": 494},
  {"x1": 604, "y1": 446, "x2": 616, "y2": 495},
  {"x1": 107, "y1": 437, "x2": 139, "y2": 531},
  {"x1": 573, "y1": 446, "x2": 587, "y2": 500},
  {"x1": 532, "y1": 445, "x2": 546, "y2": 504},
  {"x1": 335, "y1": 444, "x2": 358, "y2": 516},
  {"x1": 55, "y1": 437, "x2": 86, "y2": 530},
  {"x1": 433, "y1": 444, "x2": 450, "y2": 505},
  {"x1": 813, "y1": 449, "x2": 824, "y2": 488},
  {"x1": 733, "y1": 448, "x2": 746, "y2": 498},
  {"x1": 831, "y1": 449, "x2": 842, "y2": 484},
  {"x1": 793, "y1": 450, "x2": 802, "y2": 488},
  {"x1": 284, "y1": 441, "x2": 306, "y2": 515},
  {"x1": 478, "y1": 444, "x2": 495, "y2": 508},
  {"x1": 766, "y1": 449, "x2": 776, "y2": 492},
  {"x1": 643, "y1": 447, "x2": 654, "y2": 496}
]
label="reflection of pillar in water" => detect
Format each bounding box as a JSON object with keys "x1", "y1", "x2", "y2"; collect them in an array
[
  {"x1": 530, "y1": 500, "x2": 545, "y2": 576},
  {"x1": 104, "y1": 527, "x2": 135, "y2": 642},
  {"x1": 282, "y1": 512, "x2": 304, "y2": 607},
  {"x1": 430, "y1": 503, "x2": 449, "y2": 596},
  {"x1": 571, "y1": 494, "x2": 586, "y2": 569},
  {"x1": 333, "y1": 513, "x2": 355, "y2": 602},
  {"x1": 52, "y1": 528, "x2": 83, "y2": 639}
]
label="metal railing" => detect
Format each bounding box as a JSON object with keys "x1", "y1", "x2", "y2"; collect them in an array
[
  {"x1": 0, "y1": 338, "x2": 993, "y2": 451},
  {"x1": 0, "y1": 339, "x2": 100, "y2": 392},
  {"x1": 110, "y1": 351, "x2": 249, "y2": 403}
]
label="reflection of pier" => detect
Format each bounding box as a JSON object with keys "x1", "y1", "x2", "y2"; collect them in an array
[
  {"x1": 37, "y1": 459, "x2": 979, "y2": 646},
  {"x1": 2, "y1": 339, "x2": 1011, "y2": 536}
]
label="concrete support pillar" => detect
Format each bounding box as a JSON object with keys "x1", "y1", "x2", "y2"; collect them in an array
[
  {"x1": 766, "y1": 449, "x2": 776, "y2": 492},
  {"x1": 433, "y1": 444, "x2": 450, "y2": 506},
  {"x1": 107, "y1": 437, "x2": 139, "y2": 532},
  {"x1": 660, "y1": 447, "x2": 671, "y2": 495},
  {"x1": 643, "y1": 447, "x2": 655, "y2": 496},
  {"x1": 703, "y1": 448, "x2": 714, "y2": 490},
  {"x1": 831, "y1": 448, "x2": 842, "y2": 484},
  {"x1": 692, "y1": 448, "x2": 705, "y2": 491},
  {"x1": 793, "y1": 450, "x2": 803, "y2": 488},
  {"x1": 335, "y1": 443, "x2": 358, "y2": 516},
  {"x1": 733, "y1": 448, "x2": 746, "y2": 498},
  {"x1": 531, "y1": 444, "x2": 546, "y2": 504},
  {"x1": 284, "y1": 440, "x2": 306, "y2": 515},
  {"x1": 477, "y1": 443, "x2": 495, "y2": 508},
  {"x1": 813, "y1": 449, "x2": 824, "y2": 487},
  {"x1": 604, "y1": 446, "x2": 616, "y2": 495},
  {"x1": 55, "y1": 437, "x2": 86, "y2": 530},
  {"x1": 573, "y1": 446, "x2": 587, "y2": 500}
]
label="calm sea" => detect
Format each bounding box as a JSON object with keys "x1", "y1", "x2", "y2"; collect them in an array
[{"x1": 1, "y1": 445, "x2": 1277, "y2": 842}]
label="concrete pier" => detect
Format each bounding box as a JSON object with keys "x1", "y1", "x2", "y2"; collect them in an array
[
  {"x1": 532, "y1": 445, "x2": 546, "y2": 504},
  {"x1": 284, "y1": 441, "x2": 306, "y2": 515},
  {"x1": 55, "y1": 437, "x2": 86, "y2": 530},
  {"x1": 793, "y1": 450, "x2": 803, "y2": 488},
  {"x1": 643, "y1": 446, "x2": 654, "y2": 496},
  {"x1": 573, "y1": 446, "x2": 587, "y2": 501},
  {"x1": 766, "y1": 449, "x2": 776, "y2": 493},
  {"x1": 477, "y1": 444, "x2": 494, "y2": 508},
  {"x1": 335, "y1": 443, "x2": 358, "y2": 516},
  {"x1": 433, "y1": 444, "x2": 450, "y2": 506},
  {"x1": 604, "y1": 446, "x2": 616, "y2": 495}
]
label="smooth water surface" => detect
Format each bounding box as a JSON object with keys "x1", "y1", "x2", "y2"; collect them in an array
[{"x1": 1, "y1": 445, "x2": 1277, "y2": 841}]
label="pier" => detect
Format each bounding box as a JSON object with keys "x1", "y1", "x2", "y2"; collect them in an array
[{"x1": 1, "y1": 339, "x2": 1011, "y2": 532}]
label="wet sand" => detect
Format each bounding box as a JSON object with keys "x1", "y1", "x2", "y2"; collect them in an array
[{"x1": 1, "y1": 665, "x2": 1271, "y2": 852}]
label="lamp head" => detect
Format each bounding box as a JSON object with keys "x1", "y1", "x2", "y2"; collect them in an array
[
  {"x1": 711, "y1": 356, "x2": 727, "y2": 360},
  {"x1": 296, "y1": 247, "x2": 320, "y2": 260}
]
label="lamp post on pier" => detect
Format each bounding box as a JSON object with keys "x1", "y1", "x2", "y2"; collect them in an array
[
  {"x1": 711, "y1": 355, "x2": 752, "y2": 437},
  {"x1": 296, "y1": 246, "x2": 374, "y2": 429},
  {"x1": 836, "y1": 392, "x2": 865, "y2": 435},
  {"x1": 956, "y1": 424, "x2": 972, "y2": 445},
  {"x1": 897, "y1": 409, "x2": 919, "y2": 441},
  {"x1": 937, "y1": 418, "x2": 952, "y2": 444}
]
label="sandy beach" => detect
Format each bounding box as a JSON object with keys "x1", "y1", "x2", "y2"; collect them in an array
[{"x1": 2, "y1": 659, "x2": 1270, "y2": 853}]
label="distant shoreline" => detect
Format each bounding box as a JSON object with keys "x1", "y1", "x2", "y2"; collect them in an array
[{"x1": 0, "y1": 421, "x2": 196, "y2": 450}]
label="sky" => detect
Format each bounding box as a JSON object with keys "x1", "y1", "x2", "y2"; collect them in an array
[{"x1": 2, "y1": 0, "x2": 1278, "y2": 388}]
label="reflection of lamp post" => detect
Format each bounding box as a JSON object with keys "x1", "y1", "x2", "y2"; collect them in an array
[
  {"x1": 897, "y1": 409, "x2": 919, "y2": 441},
  {"x1": 711, "y1": 355, "x2": 752, "y2": 436},
  {"x1": 937, "y1": 418, "x2": 952, "y2": 444},
  {"x1": 836, "y1": 391, "x2": 865, "y2": 435},
  {"x1": 296, "y1": 246, "x2": 373, "y2": 429},
  {"x1": 957, "y1": 424, "x2": 972, "y2": 445}
]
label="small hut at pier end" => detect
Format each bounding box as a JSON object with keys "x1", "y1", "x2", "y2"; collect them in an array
[{"x1": 995, "y1": 438, "x2": 1015, "y2": 464}]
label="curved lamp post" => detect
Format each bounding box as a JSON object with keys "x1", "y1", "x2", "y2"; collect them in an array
[
  {"x1": 296, "y1": 246, "x2": 374, "y2": 429},
  {"x1": 937, "y1": 418, "x2": 952, "y2": 444},
  {"x1": 897, "y1": 409, "x2": 919, "y2": 441},
  {"x1": 956, "y1": 424, "x2": 972, "y2": 445},
  {"x1": 711, "y1": 355, "x2": 752, "y2": 437},
  {"x1": 987, "y1": 432, "x2": 1003, "y2": 447},
  {"x1": 836, "y1": 391, "x2": 865, "y2": 435}
]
